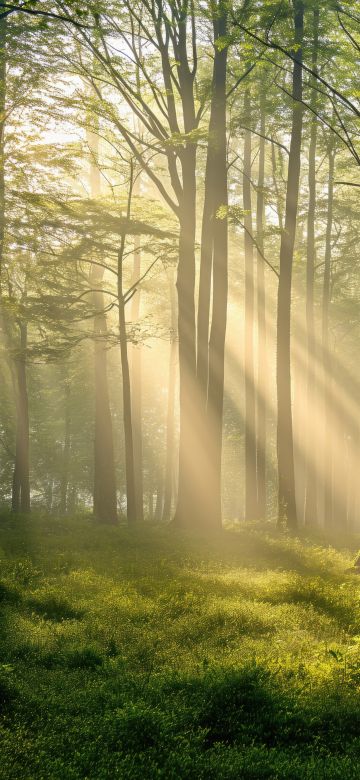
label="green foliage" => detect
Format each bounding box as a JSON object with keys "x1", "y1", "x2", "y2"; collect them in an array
[{"x1": 0, "y1": 516, "x2": 360, "y2": 778}]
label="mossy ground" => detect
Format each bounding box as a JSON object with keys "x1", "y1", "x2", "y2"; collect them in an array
[{"x1": 0, "y1": 514, "x2": 359, "y2": 778}]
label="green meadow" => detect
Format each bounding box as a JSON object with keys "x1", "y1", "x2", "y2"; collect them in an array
[{"x1": 0, "y1": 515, "x2": 360, "y2": 779}]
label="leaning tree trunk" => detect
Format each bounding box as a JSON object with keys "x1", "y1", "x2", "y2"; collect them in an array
[
  {"x1": 243, "y1": 88, "x2": 258, "y2": 521},
  {"x1": 276, "y1": 0, "x2": 304, "y2": 529},
  {"x1": 12, "y1": 322, "x2": 30, "y2": 513},
  {"x1": 256, "y1": 89, "x2": 267, "y2": 520},
  {"x1": 304, "y1": 6, "x2": 319, "y2": 527}
]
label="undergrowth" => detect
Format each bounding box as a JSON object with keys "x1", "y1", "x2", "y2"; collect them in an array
[{"x1": 0, "y1": 514, "x2": 359, "y2": 778}]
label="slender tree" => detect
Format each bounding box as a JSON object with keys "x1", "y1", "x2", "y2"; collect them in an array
[
  {"x1": 276, "y1": 0, "x2": 304, "y2": 528},
  {"x1": 304, "y1": 4, "x2": 320, "y2": 527},
  {"x1": 322, "y1": 137, "x2": 335, "y2": 528},
  {"x1": 243, "y1": 87, "x2": 258, "y2": 520},
  {"x1": 12, "y1": 320, "x2": 30, "y2": 513},
  {"x1": 118, "y1": 164, "x2": 137, "y2": 524},
  {"x1": 256, "y1": 87, "x2": 267, "y2": 520},
  {"x1": 130, "y1": 174, "x2": 144, "y2": 523},
  {"x1": 162, "y1": 269, "x2": 177, "y2": 523},
  {"x1": 197, "y1": 0, "x2": 228, "y2": 529},
  {"x1": 87, "y1": 124, "x2": 117, "y2": 524},
  {"x1": 0, "y1": 14, "x2": 5, "y2": 294},
  {"x1": 59, "y1": 377, "x2": 71, "y2": 514}
]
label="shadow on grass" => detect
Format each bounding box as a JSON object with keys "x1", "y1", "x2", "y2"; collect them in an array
[
  {"x1": 266, "y1": 582, "x2": 358, "y2": 631},
  {"x1": 162, "y1": 663, "x2": 360, "y2": 753},
  {"x1": 25, "y1": 596, "x2": 84, "y2": 623},
  {"x1": 0, "y1": 585, "x2": 20, "y2": 715}
]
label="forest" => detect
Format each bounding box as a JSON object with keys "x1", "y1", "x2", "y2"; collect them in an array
[{"x1": 0, "y1": 0, "x2": 360, "y2": 777}]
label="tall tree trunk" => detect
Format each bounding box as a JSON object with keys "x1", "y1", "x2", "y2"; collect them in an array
[
  {"x1": 162, "y1": 270, "x2": 177, "y2": 522},
  {"x1": 276, "y1": 0, "x2": 304, "y2": 529},
  {"x1": 87, "y1": 126, "x2": 117, "y2": 524},
  {"x1": 304, "y1": 7, "x2": 320, "y2": 527},
  {"x1": 171, "y1": 9, "x2": 199, "y2": 529},
  {"x1": 174, "y1": 143, "x2": 198, "y2": 527},
  {"x1": 59, "y1": 379, "x2": 71, "y2": 515},
  {"x1": 256, "y1": 90, "x2": 267, "y2": 520},
  {"x1": 189, "y1": 2, "x2": 228, "y2": 530},
  {"x1": 12, "y1": 322, "x2": 30, "y2": 513},
  {"x1": 322, "y1": 140, "x2": 335, "y2": 528},
  {"x1": 0, "y1": 15, "x2": 5, "y2": 297},
  {"x1": 93, "y1": 298, "x2": 118, "y2": 524},
  {"x1": 243, "y1": 89, "x2": 258, "y2": 520},
  {"x1": 130, "y1": 176, "x2": 144, "y2": 522},
  {"x1": 118, "y1": 213, "x2": 137, "y2": 524},
  {"x1": 197, "y1": 86, "x2": 216, "y2": 403}
]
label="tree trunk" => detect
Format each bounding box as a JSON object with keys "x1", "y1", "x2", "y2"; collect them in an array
[
  {"x1": 346, "y1": 425, "x2": 360, "y2": 532},
  {"x1": 59, "y1": 379, "x2": 71, "y2": 515},
  {"x1": 0, "y1": 15, "x2": 5, "y2": 296},
  {"x1": 118, "y1": 234, "x2": 137, "y2": 525},
  {"x1": 46, "y1": 479, "x2": 53, "y2": 513},
  {"x1": 172, "y1": 15, "x2": 199, "y2": 529},
  {"x1": 243, "y1": 89, "x2": 258, "y2": 521},
  {"x1": 188, "y1": 3, "x2": 228, "y2": 530},
  {"x1": 206, "y1": 6, "x2": 228, "y2": 529},
  {"x1": 256, "y1": 90, "x2": 267, "y2": 520},
  {"x1": 276, "y1": 0, "x2": 304, "y2": 529},
  {"x1": 93, "y1": 299, "x2": 118, "y2": 524},
  {"x1": 87, "y1": 126, "x2": 117, "y2": 524},
  {"x1": 322, "y1": 140, "x2": 335, "y2": 528},
  {"x1": 271, "y1": 142, "x2": 284, "y2": 233},
  {"x1": 173, "y1": 144, "x2": 198, "y2": 528},
  {"x1": 197, "y1": 79, "x2": 216, "y2": 402},
  {"x1": 130, "y1": 176, "x2": 144, "y2": 522},
  {"x1": 162, "y1": 270, "x2": 177, "y2": 523},
  {"x1": 154, "y1": 466, "x2": 164, "y2": 522},
  {"x1": 304, "y1": 7, "x2": 319, "y2": 527},
  {"x1": 148, "y1": 491, "x2": 154, "y2": 521},
  {"x1": 12, "y1": 322, "x2": 30, "y2": 513},
  {"x1": 175, "y1": 5, "x2": 228, "y2": 531},
  {"x1": 67, "y1": 484, "x2": 77, "y2": 515}
]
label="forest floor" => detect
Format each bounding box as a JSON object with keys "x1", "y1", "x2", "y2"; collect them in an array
[{"x1": 0, "y1": 515, "x2": 360, "y2": 779}]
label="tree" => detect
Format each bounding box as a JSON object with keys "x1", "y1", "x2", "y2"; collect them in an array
[
  {"x1": 275, "y1": 0, "x2": 304, "y2": 529},
  {"x1": 243, "y1": 86, "x2": 258, "y2": 521},
  {"x1": 256, "y1": 85, "x2": 267, "y2": 520},
  {"x1": 87, "y1": 121, "x2": 118, "y2": 524},
  {"x1": 304, "y1": 4, "x2": 320, "y2": 527}
]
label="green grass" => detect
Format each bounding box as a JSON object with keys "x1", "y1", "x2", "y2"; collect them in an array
[{"x1": 0, "y1": 514, "x2": 360, "y2": 778}]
